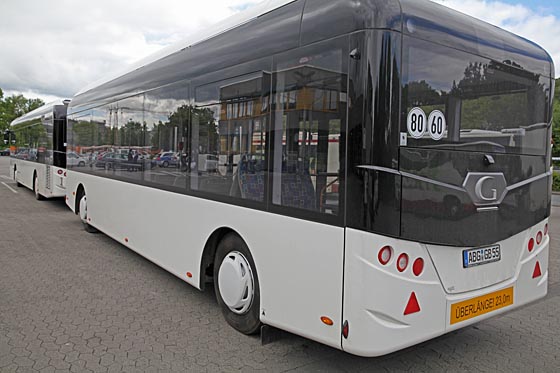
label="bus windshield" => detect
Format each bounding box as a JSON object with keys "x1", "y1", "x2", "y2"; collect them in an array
[{"x1": 402, "y1": 36, "x2": 551, "y2": 156}]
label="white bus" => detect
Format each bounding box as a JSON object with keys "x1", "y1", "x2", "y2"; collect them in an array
[
  {"x1": 64, "y1": 0, "x2": 554, "y2": 356},
  {"x1": 9, "y1": 100, "x2": 70, "y2": 200}
]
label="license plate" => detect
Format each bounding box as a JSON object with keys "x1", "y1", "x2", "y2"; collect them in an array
[
  {"x1": 450, "y1": 287, "x2": 514, "y2": 324},
  {"x1": 462, "y1": 245, "x2": 500, "y2": 268}
]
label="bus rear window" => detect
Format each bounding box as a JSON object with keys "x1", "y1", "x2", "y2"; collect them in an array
[{"x1": 402, "y1": 36, "x2": 551, "y2": 156}]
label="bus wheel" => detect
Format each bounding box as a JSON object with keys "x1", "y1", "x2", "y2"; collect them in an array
[
  {"x1": 79, "y1": 195, "x2": 98, "y2": 233},
  {"x1": 14, "y1": 167, "x2": 22, "y2": 187},
  {"x1": 214, "y1": 233, "x2": 261, "y2": 335},
  {"x1": 34, "y1": 175, "x2": 44, "y2": 200}
]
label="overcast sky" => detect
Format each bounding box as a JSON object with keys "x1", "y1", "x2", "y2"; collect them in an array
[{"x1": 0, "y1": 0, "x2": 558, "y2": 103}]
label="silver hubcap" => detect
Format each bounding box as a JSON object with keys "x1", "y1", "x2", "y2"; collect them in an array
[
  {"x1": 79, "y1": 196, "x2": 88, "y2": 223},
  {"x1": 34, "y1": 177, "x2": 39, "y2": 195},
  {"x1": 218, "y1": 251, "x2": 254, "y2": 314}
]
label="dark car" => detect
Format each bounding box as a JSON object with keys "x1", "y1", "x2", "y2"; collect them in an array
[
  {"x1": 96, "y1": 153, "x2": 125, "y2": 169},
  {"x1": 0, "y1": 148, "x2": 10, "y2": 156}
]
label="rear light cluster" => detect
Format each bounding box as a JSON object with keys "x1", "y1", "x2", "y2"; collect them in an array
[
  {"x1": 397, "y1": 254, "x2": 408, "y2": 272},
  {"x1": 378, "y1": 246, "x2": 424, "y2": 277},
  {"x1": 528, "y1": 224, "x2": 548, "y2": 252}
]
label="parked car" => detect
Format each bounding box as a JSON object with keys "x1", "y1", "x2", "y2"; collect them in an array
[
  {"x1": 95, "y1": 153, "x2": 127, "y2": 169},
  {"x1": 66, "y1": 151, "x2": 87, "y2": 167},
  {"x1": 156, "y1": 152, "x2": 180, "y2": 168},
  {"x1": 0, "y1": 148, "x2": 10, "y2": 156}
]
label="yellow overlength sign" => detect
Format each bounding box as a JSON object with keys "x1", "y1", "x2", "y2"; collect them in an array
[{"x1": 450, "y1": 287, "x2": 514, "y2": 325}]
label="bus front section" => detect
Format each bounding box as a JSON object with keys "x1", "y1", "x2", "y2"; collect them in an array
[{"x1": 343, "y1": 1, "x2": 554, "y2": 357}]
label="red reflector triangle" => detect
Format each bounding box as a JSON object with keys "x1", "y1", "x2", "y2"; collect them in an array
[
  {"x1": 532, "y1": 261, "x2": 542, "y2": 279},
  {"x1": 404, "y1": 292, "x2": 421, "y2": 315}
]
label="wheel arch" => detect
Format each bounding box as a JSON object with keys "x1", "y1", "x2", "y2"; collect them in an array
[{"x1": 199, "y1": 227, "x2": 241, "y2": 291}]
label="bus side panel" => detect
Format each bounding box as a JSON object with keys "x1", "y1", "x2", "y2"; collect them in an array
[
  {"x1": 11, "y1": 159, "x2": 65, "y2": 198},
  {"x1": 12, "y1": 159, "x2": 36, "y2": 191},
  {"x1": 65, "y1": 171, "x2": 345, "y2": 350},
  {"x1": 255, "y1": 218, "x2": 344, "y2": 350}
]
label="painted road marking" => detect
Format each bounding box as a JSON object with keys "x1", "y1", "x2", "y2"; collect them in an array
[
  {"x1": 1, "y1": 175, "x2": 11, "y2": 180},
  {"x1": 1, "y1": 182, "x2": 18, "y2": 194}
]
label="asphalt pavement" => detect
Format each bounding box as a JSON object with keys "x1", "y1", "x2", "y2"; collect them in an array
[{"x1": 0, "y1": 156, "x2": 559, "y2": 372}]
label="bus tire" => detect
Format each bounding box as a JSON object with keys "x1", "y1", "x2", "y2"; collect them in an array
[
  {"x1": 34, "y1": 174, "x2": 44, "y2": 200},
  {"x1": 14, "y1": 167, "x2": 22, "y2": 187},
  {"x1": 214, "y1": 233, "x2": 261, "y2": 335},
  {"x1": 79, "y1": 194, "x2": 98, "y2": 234}
]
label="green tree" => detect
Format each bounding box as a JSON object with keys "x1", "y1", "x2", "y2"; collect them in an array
[
  {"x1": 72, "y1": 120, "x2": 98, "y2": 147},
  {"x1": 0, "y1": 89, "x2": 45, "y2": 133}
]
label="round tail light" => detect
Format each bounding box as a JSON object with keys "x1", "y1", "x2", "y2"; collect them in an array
[
  {"x1": 412, "y1": 258, "x2": 424, "y2": 277},
  {"x1": 528, "y1": 238, "x2": 535, "y2": 252},
  {"x1": 378, "y1": 246, "x2": 392, "y2": 265},
  {"x1": 544, "y1": 224, "x2": 548, "y2": 236},
  {"x1": 397, "y1": 253, "x2": 409, "y2": 272},
  {"x1": 536, "y1": 231, "x2": 543, "y2": 245}
]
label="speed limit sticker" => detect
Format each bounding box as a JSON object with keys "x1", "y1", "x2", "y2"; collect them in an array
[
  {"x1": 407, "y1": 107, "x2": 427, "y2": 139},
  {"x1": 428, "y1": 110, "x2": 446, "y2": 140}
]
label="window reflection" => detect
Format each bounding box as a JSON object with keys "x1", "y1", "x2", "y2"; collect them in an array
[
  {"x1": 191, "y1": 73, "x2": 268, "y2": 202},
  {"x1": 144, "y1": 84, "x2": 190, "y2": 189},
  {"x1": 403, "y1": 36, "x2": 550, "y2": 155},
  {"x1": 271, "y1": 38, "x2": 347, "y2": 215},
  {"x1": 11, "y1": 115, "x2": 52, "y2": 165},
  {"x1": 68, "y1": 84, "x2": 191, "y2": 190}
]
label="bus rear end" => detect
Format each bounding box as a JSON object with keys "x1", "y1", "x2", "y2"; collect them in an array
[{"x1": 342, "y1": 1, "x2": 554, "y2": 357}]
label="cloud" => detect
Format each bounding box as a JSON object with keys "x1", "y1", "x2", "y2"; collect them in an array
[
  {"x1": 0, "y1": 0, "x2": 558, "y2": 102},
  {"x1": 433, "y1": 0, "x2": 560, "y2": 76},
  {"x1": 0, "y1": 0, "x2": 261, "y2": 100}
]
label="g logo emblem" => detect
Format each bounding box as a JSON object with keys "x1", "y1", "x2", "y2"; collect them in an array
[
  {"x1": 474, "y1": 176, "x2": 498, "y2": 202},
  {"x1": 463, "y1": 173, "x2": 507, "y2": 206}
]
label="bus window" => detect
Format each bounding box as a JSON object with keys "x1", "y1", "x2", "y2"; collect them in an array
[
  {"x1": 143, "y1": 83, "x2": 190, "y2": 189},
  {"x1": 271, "y1": 37, "x2": 347, "y2": 215},
  {"x1": 402, "y1": 36, "x2": 550, "y2": 156},
  {"x1": 192, "y1": 72, "x2": 268, "y2": 203},
  {"x1": 109, "y1": 95, "x2": 145, "y2": 180}
]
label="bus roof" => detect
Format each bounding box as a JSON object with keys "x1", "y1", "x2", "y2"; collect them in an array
[
  {"x1": 70, "y1": 0, "x2": 554, "y2": 110},
  {"x1": 10, "y1": 100, "x2": 70, "y2": 127}
]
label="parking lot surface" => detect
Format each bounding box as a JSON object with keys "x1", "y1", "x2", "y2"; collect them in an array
[{"x1": 0, "y1": 156, "x2": 559, "y2": 372}]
